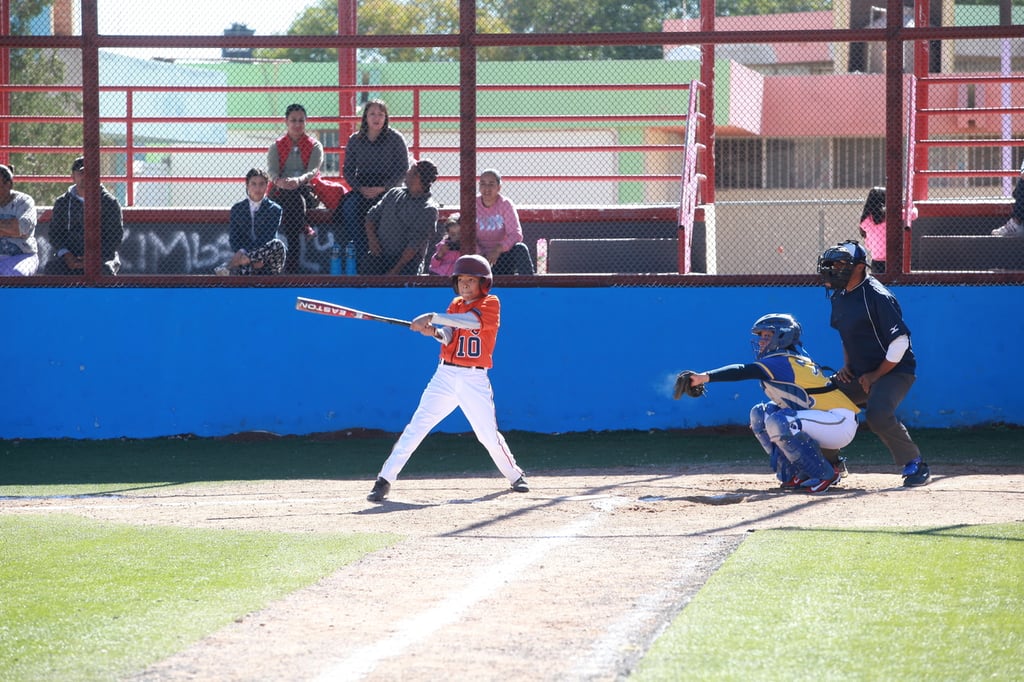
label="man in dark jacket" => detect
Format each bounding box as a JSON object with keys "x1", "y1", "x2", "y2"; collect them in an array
[{"x1": 45, "y1": 156, "x2": 124, "y2": 275}]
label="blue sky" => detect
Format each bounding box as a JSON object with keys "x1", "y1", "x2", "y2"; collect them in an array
[{"x1": 97, "y1": 1, "x2": 314, "y2": 60}]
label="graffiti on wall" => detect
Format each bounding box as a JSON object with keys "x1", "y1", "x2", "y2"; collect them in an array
[{"x1": 34, "y1": 222, "x2": 337, "y2": 275}]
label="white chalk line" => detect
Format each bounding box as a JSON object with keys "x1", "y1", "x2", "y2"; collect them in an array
[
  {"x1": 2, "y1": 497, "x2": 342, "y2": 512},
  {"x1": 4, "y1": 493, "x2": 630, "y2": 513},
  {"x1": 312, "y1": 497, "x2": 629, "y2": 682},
  {"x1": 566, "y1": 533, "x2": 737, "y2": 679}
]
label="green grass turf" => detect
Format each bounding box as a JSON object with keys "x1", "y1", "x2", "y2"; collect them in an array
[
  {"x1": 1, "y1": 425, "x2": 1019, "y2": 497},
  {"x1": 0, "y1": 514, "x2": 400, "y2": 682},
  {"x1": 632, "y1": 523, "x2": 1024, "y2": 682}
]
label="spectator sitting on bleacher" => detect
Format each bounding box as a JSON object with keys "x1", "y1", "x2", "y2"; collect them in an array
[
  {"x1": 858, "y1": 186, "x2": 918, "y2": 274},
  {"x1": 268, "y1": 103, "x2": 323, "y2": 274},
  {"x1": 992, "y1": 160, "x2": 1024, "y2": 237},
  {"x1": 0, "y1": 164, "x2": 38, "y2": 276},
  {"x1": 363, "y1": 159, "x2": 440, "y2": 276},
  {"x1": 215, "y1": 168, "x2": 285, "y2": 276},
  {"x1": 475, "y1": 168, "x2": 534, "y2": 275},
  {"x1": 45, "y1": 156, "x2": 124, "y2": 275},
  {"x1": 338, "y1": 99, "x2": 410, "y2": 273},
  {"x1": 429, "y1": 213, "x2": 462, "y2": 277}
]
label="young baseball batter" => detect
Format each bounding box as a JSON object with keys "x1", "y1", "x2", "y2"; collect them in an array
[
  {"x1": 679, "y1": 313, "x2": 860, "y2": 493},
  {"x1": 367, "y1": 254, "x2": 528, "y2": 502}
]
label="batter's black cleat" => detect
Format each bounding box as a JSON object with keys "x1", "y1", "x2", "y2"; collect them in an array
[
  {"x1": 367, "y1": 477, "x2": 390, "y2": 502},
  {"x1": 511, "y1": 476, "x2": 530, "y2": 493},
  {"x1": 901, "y1": 459, "x2": 931, "y2": 487}
]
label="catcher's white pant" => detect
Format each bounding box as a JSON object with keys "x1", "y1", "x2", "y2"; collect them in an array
[
  {"x1": 785, "y1": 407, "x2": 859, "y2": 449},
  {"x1": 378, "y1": 363, "x2": 524, "y2": 484}
]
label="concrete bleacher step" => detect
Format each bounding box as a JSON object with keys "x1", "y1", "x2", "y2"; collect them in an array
[
  {"x1": 911, "y1": 201, "x2": 1022, "y2": 271},
  {"x1": 915, "y1": 234, "x2": 1024, "y2": 271},
  {"x1": 546, "y1": 238, "x2": 679, "y2": 274}
]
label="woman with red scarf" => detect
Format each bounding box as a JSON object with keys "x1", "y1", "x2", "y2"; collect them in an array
[{"x1": 267, "y1": 103, "x2": 323, "y2": 274}]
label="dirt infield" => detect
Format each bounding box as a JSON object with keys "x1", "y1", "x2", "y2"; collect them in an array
[{"x1": 5, "y1": 463, "x2": 1023, "y2": 682}]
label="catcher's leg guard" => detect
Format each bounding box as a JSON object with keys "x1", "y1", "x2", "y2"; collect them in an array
[
  {"x1": 752, "y1": 403, "x2": 798, "y2": 483},
  {"x1": 749, "y1": 403, "x2": 775, "y2": 455},
  {"x1": 764, "y1": 408, "x2": 835, "y2": 481}
]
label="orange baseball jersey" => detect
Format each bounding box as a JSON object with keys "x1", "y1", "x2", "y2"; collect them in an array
[{"x1": 439, "y1": 294, "x2": 500, "y2": 369}]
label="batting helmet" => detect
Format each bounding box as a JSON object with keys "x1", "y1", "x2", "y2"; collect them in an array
[
  {"x1": 451, "y1": 254, "x2": 493, "y2": 294},
  {"x1": 817, "y1": 240, "x2": 868, "y2": 291},
  {"x1": 751, "y1": 313, "x2": 803, "y2": 358}
]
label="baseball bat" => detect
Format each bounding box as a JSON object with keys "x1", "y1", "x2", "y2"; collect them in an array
[{"x1": 294, "y1": 297, "x2": 412, "y2": 327}]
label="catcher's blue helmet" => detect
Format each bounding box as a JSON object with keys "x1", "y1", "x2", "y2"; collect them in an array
[{"x1": 751, "y1": 313, "x2": 803, "y2": 358}]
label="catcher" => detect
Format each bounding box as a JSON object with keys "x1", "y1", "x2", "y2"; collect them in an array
[{"x1": 674, "y1": 313, "x2": 859, "y2": 493}]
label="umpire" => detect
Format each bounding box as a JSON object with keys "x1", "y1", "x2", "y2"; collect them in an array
[{"x1": 816, "y1": 240, "x2": 930, "y2": 487}]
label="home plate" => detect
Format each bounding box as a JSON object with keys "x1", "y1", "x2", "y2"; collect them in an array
[{"x1": 683, "y1": 493, "x2": 748, "y2": 505}]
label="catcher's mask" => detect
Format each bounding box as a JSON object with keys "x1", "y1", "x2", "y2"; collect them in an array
[
  {"x1": 451, "y1": 254, "x2": 493, "y2": 294},
  {"x1": 751, "y1": 313, "x2": 803, "y2": 358},
  {"x1": 817, "y1": 240, "x2": 868, "y2": 293}
]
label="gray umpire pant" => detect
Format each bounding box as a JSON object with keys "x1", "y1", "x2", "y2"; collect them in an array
[{"x1": 836, "y1": 371, "x2": 921, "y2": 467}]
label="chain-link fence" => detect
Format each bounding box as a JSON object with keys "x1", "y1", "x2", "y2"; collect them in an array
[{"x1": 1, "y1": 0, "x2": 1022, "y2": 286}]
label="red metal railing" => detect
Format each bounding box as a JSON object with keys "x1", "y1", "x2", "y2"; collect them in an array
[
  {"x1": 677, "y1": 80, "x2": 707, "y2": 275},
  {"x1": 908, "y1": 73, "x2": 1024, "y2": 191},
  {"x1": 0, "y1": 81, "x2": 701, "y2": 206}
]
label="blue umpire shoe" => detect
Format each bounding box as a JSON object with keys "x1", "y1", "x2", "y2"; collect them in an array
[{"x1": 901, "y1": 458, "x2": 931, "y2": 487}]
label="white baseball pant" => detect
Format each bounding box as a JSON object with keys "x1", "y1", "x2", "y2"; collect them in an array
[{"x1": 378, "y1": 363, "x2": 524, "y2": 484}]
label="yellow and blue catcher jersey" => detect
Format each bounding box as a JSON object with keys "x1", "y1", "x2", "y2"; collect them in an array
[{"x1": 755, "y1": 352, "x2": 860, "y2": 413}]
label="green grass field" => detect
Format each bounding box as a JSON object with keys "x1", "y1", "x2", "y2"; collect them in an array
[
  {"x1": 0, "y1": 515, "x2": 399, "y2": 682},
  {"x1": 634, "y1": 524, "x2": 1024, "y2": 682},
  {"x1": 2, "y1": 427, "x2": 1021, "y2": 680}
]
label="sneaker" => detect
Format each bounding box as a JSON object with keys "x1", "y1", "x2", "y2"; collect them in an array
[
  {"x1": 800, "y1": 467, "x2": 842, "y2": 494},
  {"x1": 511, "y1": 476, "x2": 530, "y2": 493},
  {"x1": 779, "y1": 475, "x2": 807, "y2": 490},
  {"x1": 901, "y1": 459, "x2": 931, "y2": 487},
  {"x1": 214, "y1": 264, "x2": 231, "y2": 276},
  {"x1": 991, "y1": 218, "x2": 1023, "y2": 237},
  {"x1": 837, "y1": 456, "x2": 850, "y2": 479},
  {"x1": 367, "y1": 477, "x2": 390, "y2": 502}
]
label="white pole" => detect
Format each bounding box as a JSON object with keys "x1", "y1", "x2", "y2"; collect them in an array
[{"x1": 1000, "y1": 38, "x2": 1012, "y2": 196}]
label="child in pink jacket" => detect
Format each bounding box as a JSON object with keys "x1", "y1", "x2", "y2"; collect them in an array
[
  {"x1": 859, "y1": 186, "x2": 917, "y2": 274},
  {"x1": 429, "y1": 213, "x2": 461, "y2": 276}
]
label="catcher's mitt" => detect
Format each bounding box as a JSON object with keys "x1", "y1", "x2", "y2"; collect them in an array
[{"x1": 673, "y1": 370, "x2": 707, "y2": 399}]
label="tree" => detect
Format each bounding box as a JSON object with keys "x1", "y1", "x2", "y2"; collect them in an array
[
  {"x1": 716, "y1": 0, "x2": 832, "y2": 15},
  {"x1": 258, "y1": 0, "x2": 841, "y2": 64},
  {"x1": 502, "y1": 0, "x2": 686, "y2": 60},
  {"x1": 256, "y1": 0, "x2": 511, "y2": 64},
  {"x1": 7, "y1": 0, "x2": 84, "y2": 203}
]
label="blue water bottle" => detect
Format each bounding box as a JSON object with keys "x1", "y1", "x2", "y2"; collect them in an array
[
  {"x1": 345, "y1": 241, "x2": 357, "y2": 275},
  {"x1": 330, "y1": 243, "x2": 342, "y2": 275}
]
